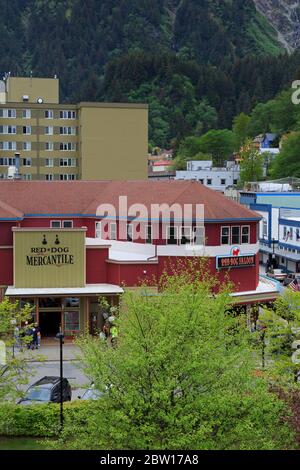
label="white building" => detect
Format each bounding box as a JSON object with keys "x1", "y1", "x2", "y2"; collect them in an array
[{"x1": 176, "y1": 160, "x2": 240, "y2": 192}]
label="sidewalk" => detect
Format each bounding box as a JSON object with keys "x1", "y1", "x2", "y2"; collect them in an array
[{"x1": 16, "y1": 343, "x2": 82, "y2": 362}]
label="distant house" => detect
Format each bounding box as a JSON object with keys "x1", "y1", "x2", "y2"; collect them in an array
[{"x1": 252, "y1": 133, "x2": 279, "y2": 156}]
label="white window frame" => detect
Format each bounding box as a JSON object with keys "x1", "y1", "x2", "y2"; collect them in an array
[
  {"x1": 127, "y1": 223, "x2": 133, "y2": 242},
  {"x1": 22, "y1": 125, "x2": 31, "y2": 135},
  {"x1": 45, "y1": 174, "x2": 53, "y2": 181},
  {"x1": 95, "y1": 221, "x2": 101, "y2": 238},
  {"x1": 63, "y1": 220, "x2": 73, "y2": 228},
  {"x1": 45, "y1": 158, "x2": 54, "y2": 167},
  {"x1": 110, "y1": 222, "x2": 117, "y2": 240},
  {"x1": 166, "y1": 225, "x2": 178, "y2": 245},
  {"x1": 22, "y1": 158, "x2": 31, "y2": 167},
  {"x1": 0, "y1": 109, "x2": 16, "y2": 118},
  {"x1": 231, "y1": 226, "x2": 241, "y2": 245},
  {"x1": 145, "y1": 224, "x2": 152, "y2": 244},
  {"x1": 193, "y1": 226, "x2": 205, "y2": 245},
  {"x1": 221, "y1": 226, "x2": 230, "y2": 245},
  {"x1": 180, "y1": 226, "x2": 192, "y2": 245},
  {"x1": 45, "y1": 126, "x2": 53, "y2": 135},
  {"x1": 23, "y1": 142, "x2": 31, "y2": 151},
  {"x1": 45, "y1": 110, "x2": 54, "y2": 119},
  {"x1": 22, "y1": 109, "x2": 31, "y2": 119},
  {"x1": 241, "y1": 225, "x2": 250, "y2": 244},
  {"x1": 51, "y1": 220, "x2": 61, "y2": 228},
  {"x1": 45, "y1": 142, "x2": 54, "y2": 151}
]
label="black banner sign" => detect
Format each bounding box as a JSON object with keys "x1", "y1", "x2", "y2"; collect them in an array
[{"x1": 217, "y1": 255, "x2": 255, "y2": 269}]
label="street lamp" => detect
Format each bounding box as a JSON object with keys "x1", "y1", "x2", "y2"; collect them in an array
[{"x1": 55, "y1": 328, "x2": 64, "y2": 431}]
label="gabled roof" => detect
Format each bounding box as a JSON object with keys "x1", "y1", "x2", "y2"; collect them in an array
[{"x1": 0, "y1": 180, "x2": 260, "y2": 222}]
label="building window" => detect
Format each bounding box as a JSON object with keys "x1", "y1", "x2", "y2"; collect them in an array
[
  {"x1": 166, "y1": 226, "x2": 178, "y2": 245},
  {"x1": 110, "y1": 223, "x2": 117, "y2": 240},
  {"x1": 180, "y1": 226, "x2": 192, "y2": 245},
  {"x1": 296, "y1": 229, "x2": 300, "y2": 241},
  {"x1": 207, "y1": 179, "x2": 212, "y2": 185},
  {"x1": 60, "y1": 126, "x2": 76, "y2": 135},
  {"x1": 22, "y1": 158, "x2": 31, "y2": 167},
  {"x1": 59, "y1": 142, "x2": 76, "y2": 151},
  {"x1": 290, "y1": 227, "x2": 293, "y2": 240},
  {"x1": 45, "y1": 158, "x2": 54, "y2": 167},
  {"x1": 0, "y1": 109, "x2": 16, "y2": 118},
  {"x1": 0, "y1": 125, "x2": 16, "y2": 134},
  {"x1": 221, "y1": 226, "x2": 230, "y2": 245},
  {"x1": 60, "y1": 110, "x2": 76, "y2": 119},
  {"x1": 45, "y1": 126, "x2": 53, "y2": 135},
  {"x1": 59, "y1": 158, "x2": 76, "y2": 167},
  {"x1": 45, "y1": 174, "x2": 53, "y2": 181},
  {"x1": 51, "y1": 220, "x2": 61, "y2": 228},
  {"x1": 45, "y1": 110, "x2": 53, "y2": 119},
  {"x1": 64, "y1": 311, "x2": 80, "y2": 332},
  {"x1": 0, "y1": 142, "x2": 16, "y2": 150},
  {"x1": 95, "y1": 221, "x2": 101, "y2": 238},
  {"x1": 45, "y1": 142, "x2": 53, "y2": 151},
  {"x1": 0, "y1": 157, "x2": 15, "y2": 166},
  {"x1": 231, "y1": 226, "x2": 240, "y2": 245},
  {"x1": 283, "y1": 226, "x2": 287, "y2": 240},
  {"x1": 23, "y1": 174, "x2": 32, "y2": 180},
  {"x1": 22, "y1": 109, "x2": 31, "y2": 119},
  {"x1": 59, "y1": 174, "x2": 76, "y2": 180},
  {"x1": 23, "y1": 142, "x2": 31, "y2": 151},
  {"x1": 233, "y1": 179, "x2": 238, "y2": 185},
  {"x1": 145, "y1": 225, "x2": 152, "y2": 244},
  {"x1": 241, "y1": 226, "x2": 250, "y2": 244},
  {"x1": 262, "y1": 219, "x2": 268, "y2": 238},
  {"x1": 221, "y1": 179, "x2": 226, "y2": 185},
  {"x1": 127, "y1": 223, "x2": 133, "y2": 242},
  {"x1": 22, "y1": 126, "x2": 31, "y2": 135},
  {"x1": 193, "y1": 226, "x2": 205, "y2": 245},
  {"x1": 63, "y1": 220, "x2": 73, "y2": 228}
]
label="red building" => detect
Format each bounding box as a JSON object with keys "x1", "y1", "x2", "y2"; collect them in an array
[{"x1": 0, "y1": 180, "x2": 279, "y2": 336}]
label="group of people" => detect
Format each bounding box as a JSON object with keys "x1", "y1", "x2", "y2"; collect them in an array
[
  {"x1": 14, "y1": 322, "x2": 41, "y2": 350},
  {"x1": 99, "y1": 311, "x2": 118, "y2": 346}
]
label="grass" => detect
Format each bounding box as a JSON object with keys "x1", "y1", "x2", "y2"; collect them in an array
[{"x1": 0, "y1": 437, "x2": 51, "y2": 450}]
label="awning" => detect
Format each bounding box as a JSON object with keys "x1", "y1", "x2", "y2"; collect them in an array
[{"x1": 5, "y1": 284, "x2": 124, "y2": 297}]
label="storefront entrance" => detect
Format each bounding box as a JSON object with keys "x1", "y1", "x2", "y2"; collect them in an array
[{"x1": 39, "y1": 311, "x2": 61, "y2": 337}]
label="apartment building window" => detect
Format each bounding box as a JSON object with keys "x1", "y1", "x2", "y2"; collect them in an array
[
  {"x1": 166, "y1": 226, "x2": 178, "y2": 245},
  {"x1": 0, "y1": 157, "x2": 15, "y2": 166},
  {"x1": 23, "y1": 142, "x2": 31, "y2": 151},
  {"x1": 23, "y1": 174, "x2": 32, "y2": 180},
  {"x1": 45, "y1": 158, "x2": 54, "y2": 167},
  {"x1": 296, "y1": 228, "x2": 300, "y2": 241},
  {"x1": 0, "y1": 125, "x2": 16, "y2": 134},
  {"x1": 23, "y1": 126, "x2": 31, "y2": 135},
  {"x1": 22, "y1": 158, "x2": 31, "y2": 167},
  {"x1": 0, "y1": 109, "x2": 16, "y2": 118},
  {"x1": 95, "y1": 222, "x2": 101, "y2": 238},
  {"x1": 45, "y1": 126, "x2": 53, "y2": 135},
  {"x1": 127, "y1": 223, "x2": 133, "y2": 242},
  {"x1": 181, "y1": 226, "x2": 192, "y2": 245},
  {"x1": 59, "y1": 142, "x2": 76, "y2": 151},
  {"x1": 241, "y1": 226, "x2": 250, "y2": 244},
  {"x1": 45, "y1": 174, "x2": 53, "y2": 181},
  {"x1": 45, "y1": 110, "x2": 53, "y2": 119},
  {"x1": 60, "y1": 126, "x2": 76, "y2": 135},
  {"x1": 221, "y1": 179, "x2": 226, "y2": 185},
  {"x1": 145, "y1": 225, "x2": 152, "y2": 244},
  {"x1": 207, "y1": 179, "x2": 212, "y2": 185},
  {"x1": 110, "y1": 222, "x2": 117, "y2": 240},
  {"x1": 51, "y1": 220, "x2": 61, "y2": 228},
  {"x1": 45, "y1": 142, "x2": 53, "y2": 151},
  {"x1": 59, "y1": 158, "x2": 76, "y2": 167},
  {"x1": 290, "y1": 227, "x2": 294, "y2": 240},
  {"x1": 283, "y1": 226, "x2": 287, "y2": 239},
  {"x1": 59, "y1": 110, "x2": 76, "y2": 119},
  {"x1": 22, "y1": 109, "x2": 31, "y2": 119},
  {"x1": 0, "y1": 142, "x2": 16, "y2": 150},
  {"x1": 59, "y1": 174, "x2": 76, "y2": 180},
  {"x1": 231, "y1": 226, "x2": 240, "y2": 245},
  {"x1": 221, "y1": 226, "x2": 230, "y2": 245}
]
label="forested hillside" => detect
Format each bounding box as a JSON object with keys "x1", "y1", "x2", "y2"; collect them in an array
[{"x1": 1, "y1": 0, "x2": 300, "y2": 147}]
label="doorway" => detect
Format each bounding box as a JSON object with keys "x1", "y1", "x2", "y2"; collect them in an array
[{"x1": 39, "y1": 311, "x2": 61, "y2": 337}]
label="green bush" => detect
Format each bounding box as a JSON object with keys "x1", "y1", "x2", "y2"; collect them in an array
[{"x1": 0, "y1": 401, "x2": 93, "y2": 437}]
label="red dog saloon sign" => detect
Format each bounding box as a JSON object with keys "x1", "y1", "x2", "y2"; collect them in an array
[{"x1": 217, "y1": 247, "x2": 255, "y2": 269}]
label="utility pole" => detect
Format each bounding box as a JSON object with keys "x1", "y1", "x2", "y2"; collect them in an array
[{"x1": 56, "y1": 329, "x2": 64, "y2": 431}]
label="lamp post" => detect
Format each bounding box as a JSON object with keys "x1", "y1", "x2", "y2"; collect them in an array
[
  {"x1": 11, "y1": 319, "x2": 16, "y2": 358},
  {"x1": 56, "y1": 328, "x2": 64, "y2": 431}
]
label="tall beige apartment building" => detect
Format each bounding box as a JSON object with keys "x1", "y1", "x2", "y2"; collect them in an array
[{"x1": 0, "y1": 76, "x2": 148, "y2": 180}]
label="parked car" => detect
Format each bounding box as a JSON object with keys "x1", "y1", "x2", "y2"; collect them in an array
[
  {"x1": 77, "y1": 383, "x2": 103, "y2": 401},
  {"x1": 283, "y1": 273, "x2": 300, "y2": 287},
  {"x1": 267, "y1": 268, "x2": 287, "y2": 282},
  {"x1": 18, "y1": 376, "x2": 72, "y2": 405}
]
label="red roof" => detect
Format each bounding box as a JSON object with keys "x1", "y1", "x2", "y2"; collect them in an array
[
  {"x1": 0, "y1": 180, "x2": 260, "y2": 221},
  {"x1": 153, "y1": 160, "x2": 173, "y2": 166}
]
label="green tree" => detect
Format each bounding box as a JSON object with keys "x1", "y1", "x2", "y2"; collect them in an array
[
  {"x1": 0, "y1": 298, "x2": 34, "y2": 401},
  {"x1": 197, "y1": 129, "x2": 235, "y2": 166},
  {"x1": 239, "y1": 139, "x2": 264, "y2": 184},
  {"x1": 232, "y1": 112, "x2": 251, "y2": 149},
  {"x1": 271, "y1": 132, "x2": 300, "y2": 178},
  {"x1": 59, "y1": 261, "x2": 295, "y2": 450}
]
